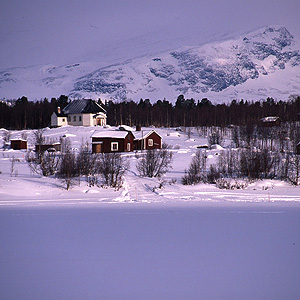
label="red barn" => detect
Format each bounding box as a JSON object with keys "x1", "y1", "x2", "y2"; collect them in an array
[
  {"x1": 91, "y1": 131, "x2": 134, "y2": 153},
  {"x1": 133, "y1": 130, "x2": 162, "y2": 150}
]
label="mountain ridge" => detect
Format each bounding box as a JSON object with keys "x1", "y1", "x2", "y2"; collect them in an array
[{"x1": 1, "y1": 25, "x2": 300, "y2": 103}]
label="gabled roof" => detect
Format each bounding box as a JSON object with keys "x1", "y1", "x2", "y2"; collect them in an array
[
  {"x1": 53, "y1": 111, "x2": 67, "y2": 117},
  {"x1": 133, "y1": 130, "x2": 162, "y2": 140},
  {"x1": 63, "y1": 99, "x2": 106, "y2": 115}
]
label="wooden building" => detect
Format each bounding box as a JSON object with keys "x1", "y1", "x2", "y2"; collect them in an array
[
  {"x1": 91, "y1": 131, "x2": 134, "y2": 153},
  {"x1": 10, "y1": 139, "x2": 27, "y2": 150},
  {"x1": 35, "y1": 143, "x2": 61, "y2": 153},
  {"x1": 51, "y1": 99, "x2": 107, "y2": 127},
  {"x1": 260, "y1": 116, "x2": 281, "y2": 127},
  {"x1": 133, "y1": 130, "x2": 162, "y2": 150}
]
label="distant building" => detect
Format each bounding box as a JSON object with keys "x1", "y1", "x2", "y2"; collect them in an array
[
  {"x1": 35, "y1": 143, "x2": 61, "y2": 153},
  {"x1": 51, "y1": 99, "x2": 107, "y2": 127},
  {"x1": 260, "y1": 116, "x2": 281, "y2": 127},
  {"x1": 10, "y1": 139, "x2": 27, "y2": 150}
]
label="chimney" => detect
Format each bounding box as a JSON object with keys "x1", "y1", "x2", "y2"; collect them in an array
[{"x1": 136, "y1": 125, "x2": 141, "y2": 131}]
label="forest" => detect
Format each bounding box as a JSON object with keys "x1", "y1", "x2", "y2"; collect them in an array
[{"x1": 0, "y1": 94, "x2": 300, "y2": 130}]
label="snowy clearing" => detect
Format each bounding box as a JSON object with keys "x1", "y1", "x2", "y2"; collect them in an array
[{"x1": 0, "y1": 126, "x2": 299, "y2": 206}]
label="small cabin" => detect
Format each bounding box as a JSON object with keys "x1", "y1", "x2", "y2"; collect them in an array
[
  {"x1": 91, "y1": 131, "x2": 134, "y2": 153},
  {"x1": 260, "y1": 116, "x2": 281, "y2": 127},
  {"x1": 133, "y1": 130, "x2": 162, "y2": 151},
  {"x1": 35, "y1": 143, "x2": 61, "y2": 153},
  {"x1": 10, "y1": 139, "x2": 27, "y2": 150}
]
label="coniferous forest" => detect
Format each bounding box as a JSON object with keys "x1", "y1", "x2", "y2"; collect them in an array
[{"x1": 0, "y1": 94, "x2": 300, "y2": 130}]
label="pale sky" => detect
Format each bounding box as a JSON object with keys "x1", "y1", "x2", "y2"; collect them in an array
[{"x1": 1, "y1": 0, "x2": 300, "y2": 68}]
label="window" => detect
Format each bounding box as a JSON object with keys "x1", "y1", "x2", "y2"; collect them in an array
[
  {"x1": 79, "y1": 116, "x2": 82, "y2": 122},
  {"x1": 148, "y1": 139, "x2": 153, "y2": 147},
  {"x1": 111, "y1": 142, "x2": 118, "y2": 151},
  {"x1": 62, "y1": 118, "x2": 65, "y2": 122},
  {"x1": 68, "y1": 116, "x2": 71, "y2": 122},
  {"x1": 127, "y1": 143, "x2": 131, "y2": 151},
  {"x1": 73, "y1": 116, "x2": 76, "y2": 122}
]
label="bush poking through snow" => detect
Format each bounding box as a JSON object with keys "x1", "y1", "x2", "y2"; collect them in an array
[
  {"x1": 216, "y1": 178, "x2": 249, "y2": 190},
  {"x1": 182, "y1": 150, "x2": 207, "y2": 185},
  {"x1": 208, "y1": 131, "x2": 224, "y2": 147},
  {"x1": 136, "y1": 143, "x2": 173, "y2": 178},
  {"x1": 97, "y1": 153, "x2": 129, "y2": 189},
  {"x1": 58, "y1": 148, "x2": 77, "y2": 190}
]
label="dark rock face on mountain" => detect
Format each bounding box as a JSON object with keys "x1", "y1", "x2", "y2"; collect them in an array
[
  {"x1": 70, "y1": 26, "x2": 300, "y2": 101},
  {"x1": 1, "y1": 26, "x2": 300, "y2": 102}
]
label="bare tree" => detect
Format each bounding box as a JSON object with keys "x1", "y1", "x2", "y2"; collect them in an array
[
  {"x1": 58, "y1": 148, "x2": 77, "y2": 190},
  {"x1": 25, "y1": 149, "x2": 60, "y2": 177},
  {"x1": 182, "y1": 150, "x2": 207, "y2": 185},
  {"x1": 97, "y1": 153, "x2": 129, "y2": 189},
  {"x1": 284, "y1": 153, "x2": 300, "y2": 185},
  {"x1": 10, "y1": 156, "x2": 17, "y2": 177},
  {"x1": 136, "y1": 143, "x2": 173, "y2": 178},
  {"x1": 2, "y1": 130, "x2": 11, "y2": 150},
  {"x1": 33, "y1": 129, "x2": 46, "y2": 163},
  {"x1": 231, "y1": 126, "x2": 241, "y2": 148},
  {"x1": 76, "y1": 141, "x2": 97, "y2": 178},
  {"x1": 208, "y1": 130, "x2": 224, "y2": 147}
]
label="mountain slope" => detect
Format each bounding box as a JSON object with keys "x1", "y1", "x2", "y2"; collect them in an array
[{"x1": 1, "y1": 26, "x2": 300, "y2": 103}]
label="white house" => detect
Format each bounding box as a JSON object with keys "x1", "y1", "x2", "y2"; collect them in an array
[
  {"x1": 50, "y1": 107, "x2": 68, "y2": 127},
  {"x1": 51, "y1": 99, "x2": 107, "y2": 127}
]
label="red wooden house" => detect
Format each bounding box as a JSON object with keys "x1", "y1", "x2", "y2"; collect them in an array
[
  {"x1": 91, "y1": 131, "x2": 134, "y2": 153},
  {"x1": 133, "y1": 130, "x2": 162, "y2": 150}
]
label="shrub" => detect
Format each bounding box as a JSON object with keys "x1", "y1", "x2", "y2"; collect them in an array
[
  {"x1": 182, "y1": 150, "x2": 206, "y2": 185},
  {"x1": 136, "y1": 144, "x2": 173, "y2": 178},
  {"x1": 97, "y1": 153, "x2": 129, "y2": 189}
]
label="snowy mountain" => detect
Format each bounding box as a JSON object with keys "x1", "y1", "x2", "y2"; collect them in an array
[{"x1": 1, "y1": 26, "x2": 300, "y2": 103}]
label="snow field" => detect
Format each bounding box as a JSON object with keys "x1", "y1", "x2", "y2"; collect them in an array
[{"x1": 0, "y1": 126, "x2": 299, "y2": 206}]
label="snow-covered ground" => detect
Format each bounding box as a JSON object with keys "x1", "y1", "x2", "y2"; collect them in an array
[
  {"x1": 0, "y1": 125, "x2": 299, "y2": 206},
  {"x1": 1, "y1": 126, "x2": 300, "y2": 299}
]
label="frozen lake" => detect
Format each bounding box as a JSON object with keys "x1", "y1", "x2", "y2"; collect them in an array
[{"x1": 1, "y1": 203, "x2": 300, "y2": 300}]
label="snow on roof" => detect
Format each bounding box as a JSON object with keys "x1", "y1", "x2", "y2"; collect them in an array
[
  {"x1": 210, "y1": 144, "x2": 225, "y2": 150},
  {"x1": 119, "y1": 125, "x2": 133, "y2": 131},
  {"x1": 91, "y1": 130, "x2": 130, "y2": 139},
  {"x1": 133, "y1": 130, "x2": 162, "y2": 140},
  {"x1": 261, "y1": 116, "x2": 280, "y2": 122}
]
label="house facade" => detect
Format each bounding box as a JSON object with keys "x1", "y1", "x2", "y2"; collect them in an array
[
  {"x1": 51, "y1": 99, "x2": 107, "y2": 127},
  {"x1": 50, "y1": 107, "x2": 68, "y2": 127},
  {"x1": 91, "y1": 131, "x2": 135, "y2": 153},
  {"x1": 35, "y1": 143, "x2": 61, "y2": 153},
  {"x1": 10, "y1": 139, "x2": 27, "y2": 150},
  {"x1": 134, "y1": 130, "x2": 162, "y2": 150}
]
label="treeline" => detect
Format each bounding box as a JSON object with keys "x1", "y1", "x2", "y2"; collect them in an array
[
  {"x1": 106, "y1": 95, "x2": 300, "y2": 127},
  {"x1": 1, "y1": 94, "x2": 300, "y2": 129},
  {"x1": 0, "y1": 95, "x2": 68, "y2": 129}
]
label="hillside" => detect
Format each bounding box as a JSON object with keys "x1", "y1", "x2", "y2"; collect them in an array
[{"x1": 1, "y1": 26, "x2": 300, "y2": 102}]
